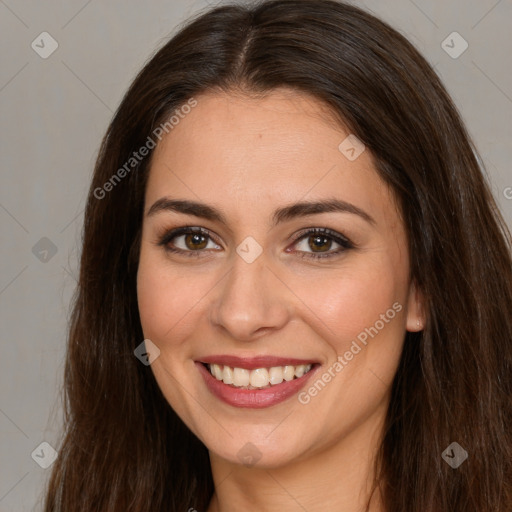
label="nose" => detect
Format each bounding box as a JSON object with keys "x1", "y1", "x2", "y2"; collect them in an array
[{"x1": 209, "y1": 252, "x2": 291, "y2": 342}]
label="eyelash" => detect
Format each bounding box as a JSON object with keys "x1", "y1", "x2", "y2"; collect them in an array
[{"x1": 156, "y1": 226, "x2": 354, "y2": 260}]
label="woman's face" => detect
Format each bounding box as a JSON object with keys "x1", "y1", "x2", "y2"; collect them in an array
[{"x1": 137, "y1": 88, "x2": 422, "y2": 468}]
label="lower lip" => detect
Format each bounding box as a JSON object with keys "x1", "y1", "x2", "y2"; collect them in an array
[{"x1": 196, "y1": 362, "x2": 319, "y2": 408}]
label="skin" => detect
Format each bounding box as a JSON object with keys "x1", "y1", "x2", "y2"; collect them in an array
[{"x1": 136, "y1": 88, "x2": 424, "y2": 511}]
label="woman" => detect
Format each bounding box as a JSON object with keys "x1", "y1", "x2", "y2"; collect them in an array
[{"x1": 43, "y1": 0, "x2": 512, "y2": 510}]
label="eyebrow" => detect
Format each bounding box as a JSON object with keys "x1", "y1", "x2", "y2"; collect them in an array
[{"x1": 146, "y1": 197, "x2": 375, "y2": 227}]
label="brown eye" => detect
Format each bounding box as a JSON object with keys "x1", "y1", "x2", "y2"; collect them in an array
[
  {"x1": 158, "y1": 227, "x2": 221, "y2": 256},
  {"x1": 291, "y1": 228, "x2": 353, "y2": 260},
  {"x1": 308, "y1": 235, "x2": 332, "y2": 253},
  {"x1": 184, "y1": 232, "x2": 208, "y2": 250}
]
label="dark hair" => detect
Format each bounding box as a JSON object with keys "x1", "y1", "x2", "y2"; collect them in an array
[{"x1": 43, "y1": 0, "x2": 512, "y2": 510}]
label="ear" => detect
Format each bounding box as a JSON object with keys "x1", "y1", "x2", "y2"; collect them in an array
[{"x1": 405, "y1": 279, "x2": 425, "y2": 332}]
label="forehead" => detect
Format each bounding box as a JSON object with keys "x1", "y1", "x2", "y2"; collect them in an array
[
  {"x1": 153, "y1": 88, "x2": 345, "y2": 161},
  {"x1": 145, "y1": 89, "x2": 398, "y2": 228}
]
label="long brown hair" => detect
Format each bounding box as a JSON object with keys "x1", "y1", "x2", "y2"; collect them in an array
[{"x1": 43, "y1": 1, "x2": 512, "y2": 510}]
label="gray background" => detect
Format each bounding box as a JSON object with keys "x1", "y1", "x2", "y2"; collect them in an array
[{"x1": 0, "y1": 0, "x2": 511, "y2": 510}]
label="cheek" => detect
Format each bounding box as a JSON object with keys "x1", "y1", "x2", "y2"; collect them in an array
[
  {"x1": 136, "y1": 250, "x2": 207, "y2": 345},
  {"x1": 291, "y1": 259, "x2": 404, "y2": 352}
]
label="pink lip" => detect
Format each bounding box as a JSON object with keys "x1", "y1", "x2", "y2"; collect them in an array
[
  {"x1": 198, "y1": 355, "x2": 319, "y2": 370},
  {"x1": 195, "y1": 361, "x2": 320, "y2": 409}
]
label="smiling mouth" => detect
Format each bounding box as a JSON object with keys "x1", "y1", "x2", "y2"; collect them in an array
[{"x1": 203, "y1": 362, "x2": 315, "y2": 390}]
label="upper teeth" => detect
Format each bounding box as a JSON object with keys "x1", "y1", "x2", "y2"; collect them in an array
[{"x1": 207, "y1": 363, "x2": 313, "y2": 389}]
